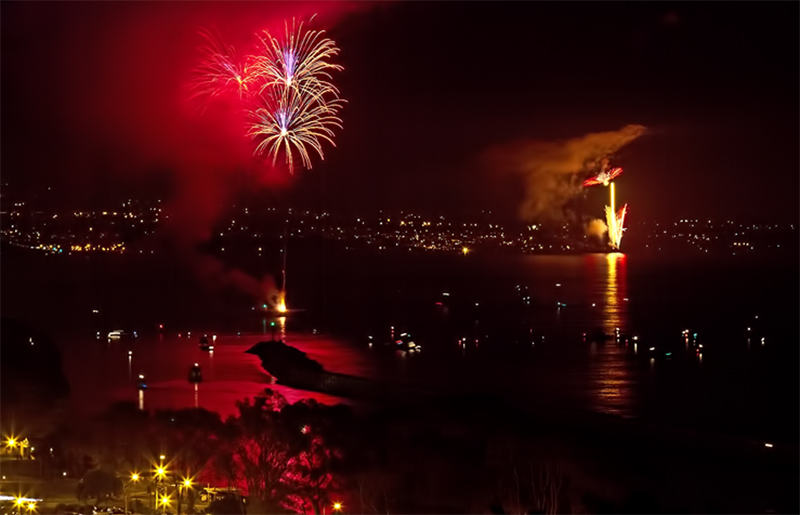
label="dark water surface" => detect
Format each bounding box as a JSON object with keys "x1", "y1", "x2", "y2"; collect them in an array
[{"x1": 3, "y1": 245, "x2": 798, "y2": 444}]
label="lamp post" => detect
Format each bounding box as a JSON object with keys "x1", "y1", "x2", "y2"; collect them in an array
[
  {"x1": 178, "y1": 478, "x2": 192, "y2": 515},
  {"x1": 154, "y1": 459, "x2": 168, "y2": 513},
  {"x1": 125, "y1": 473, "x2": 140, "y2": 515}
]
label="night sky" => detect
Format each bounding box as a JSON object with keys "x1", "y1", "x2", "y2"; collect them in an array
[{"x1": 2, "y1": 1, "x2": 797, "y2": 222}]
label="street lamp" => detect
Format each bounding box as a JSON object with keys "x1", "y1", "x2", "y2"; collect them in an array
[
  {"x1": 159, "y1": 494, "x2": 171, "y2": 515},
  {"x1": 333, "y1": 501, "x2": 343, "y2": 512},
  {"x1": 5, "y1": 436, "x2": 23, "y2": 458},
  {"x1": 178, "y1": 478, "x2": 192, "y2": 515},
  {"x1": 125, "y1": 472, "x2": 140, "y2": 515},
  {"x1": 153, "y1": 461, "x2": 169, "y2": 512}
]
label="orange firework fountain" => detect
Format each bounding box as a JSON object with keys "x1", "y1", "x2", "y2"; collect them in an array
[
  {"x1": 604, "y1": 182, "x2": 627, "y2": 249},
  {"x1": 276, "y1": 290, "x2": 287, "y2": 313}
]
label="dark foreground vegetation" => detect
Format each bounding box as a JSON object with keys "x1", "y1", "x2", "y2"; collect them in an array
[{"x1": 3, "y1": 388, "x2": 797, "y2": 514}]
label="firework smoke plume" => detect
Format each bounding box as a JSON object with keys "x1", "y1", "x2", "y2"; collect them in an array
[
  {"x1": 484, "y1": 124, "x2": 645, "y2": 221},
  {"x1": 585, "y1": 218, "x2": 608, "y2": 240}
]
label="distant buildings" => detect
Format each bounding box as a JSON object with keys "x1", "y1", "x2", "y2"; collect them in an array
[{"x1": 1, "y1": 194, "x2": 796, "y2": 256}]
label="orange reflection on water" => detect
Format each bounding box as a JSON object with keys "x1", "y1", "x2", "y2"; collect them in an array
[
  {"x1": 604, "y1": 252, "x2": 628, "y2": 335},
  {"x1": 278, "y1": 316, "x2": 287, "y2": 341},
  {"x1": 590, "y1": 252, "x2": 632, "y2": 416}
]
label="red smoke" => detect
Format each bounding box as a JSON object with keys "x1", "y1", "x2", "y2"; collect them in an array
[{"x1": 18, "y1": 1, "x2": 365, "y2": 302}]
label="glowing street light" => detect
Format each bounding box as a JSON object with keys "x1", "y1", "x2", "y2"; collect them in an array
[
  {"x1": 178, "y1": 477, "x2": 193, "y2": 515},
  {"x1": 125, "y1": 472, "x2": 140, "y2": 515},
  {"x1": 462, "y1": 246, "x2": 469, "y2": 256},
  {"x1": 332, "y1": 501, "x2": 343, "y2": 512},
  {"x1": 159, "y1": 494, "x2": 172, "y2": 515},
  {"x1": 5, "y1": 435, "x2": 25, "y2": 457}
]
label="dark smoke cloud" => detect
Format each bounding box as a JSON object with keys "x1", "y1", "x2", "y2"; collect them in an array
[{"x1": 483, "y1": 125, "x2": 645, "y2": 222}]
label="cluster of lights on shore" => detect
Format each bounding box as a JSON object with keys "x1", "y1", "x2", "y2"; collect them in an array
[{"x1": 1, "y1": 440, "x2": 345, "y2": 514}]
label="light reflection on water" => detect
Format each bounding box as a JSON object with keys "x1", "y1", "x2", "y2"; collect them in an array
[
  {"x1": 604, "y1": 252, "x2": 628, "y2": 335},
  {"x1": 62, "y1": 330, "x2": 373, "y2": 420},
  {"x1": 588, "y1": 252, "x2": 634, "y2": 416},
  {"x1": 47, "y1": 250, "x2": 796, "y2": 442}
]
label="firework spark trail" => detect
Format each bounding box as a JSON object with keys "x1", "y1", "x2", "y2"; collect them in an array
[
  {"x1": 249, "y1": 87, "x2": 343, "y2": 171},
  {"x1": 605, "y1": 182, "x2": 627, "y2": 249},
  {"x1": 190, "y1": 28, "x2": 256, "y2": 107},
  {"x1": 605, "y1": 204, "x2": 627, "y2": 249},
  {"x1": 251, "y1": 16, "x2": 343, "y2": 98},
  {"x1": 247, "y1": 16, "x2": 345, "y2": 172},
  {"x1": 189, "y1": 16, "x2": 345, "y2": 172},
  {"x1": 583, "y1": 167, "x2": 623, "y2": 188}
]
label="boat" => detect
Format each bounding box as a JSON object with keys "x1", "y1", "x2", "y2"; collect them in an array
[
  {"x1": 188, "y1": 363, "x2": 203, "y2": 383},
  {"x1": 584, "y1": 327, "x2": 611, "y2": 343},
  {"x1": 394, "y1": 333, "x2": 422, "y2": 352},
  {"x1": 199, "y1": 335, "x2": 214, "y2": 351},
  {"x1": 107, "y1": 329, "x2": 138, "y2": 342}
]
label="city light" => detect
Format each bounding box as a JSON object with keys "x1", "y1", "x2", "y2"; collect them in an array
[{"x1": 332, "y1": 501, "x2": 343, "y2": 512}]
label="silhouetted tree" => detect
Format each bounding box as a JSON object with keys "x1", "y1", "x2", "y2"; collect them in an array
[
  {"x1": 76, "y1": 469, "x2": 122, "y2": 506},
  {"x1": 218, "y1": 391, "x2": 300, "y2": 513},
  {"x1": 211, "y1": 390, "x2": 354, "y2": 514},
  {"x1": 155, "y1": 408, "x2": 224, "y2": 514}
]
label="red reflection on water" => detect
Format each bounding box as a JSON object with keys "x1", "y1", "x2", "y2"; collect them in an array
[{"x1": 62, "y1": 331, "x2": 374, "y2": 419}]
